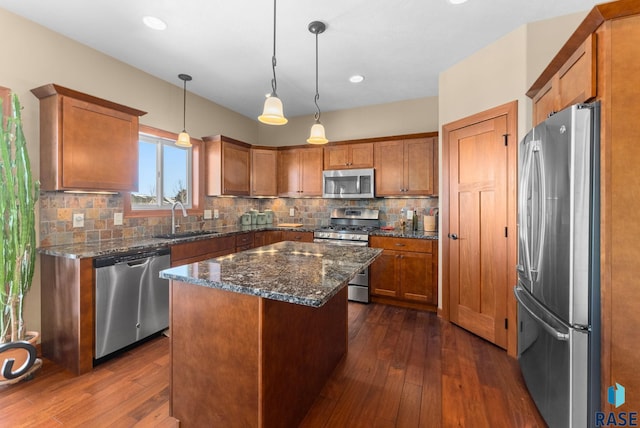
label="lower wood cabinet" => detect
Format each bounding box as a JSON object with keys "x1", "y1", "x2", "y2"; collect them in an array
[
  {"x1": 281, "y1": 230, "x2": 314, "y2": 243},
  {"x1": 254, "y1": 230, "x2": 283, "y2": 247},
  {"x1": 369, "y1": 236, "x2": 437, "y2": 311},
  {"x1": 235, "y1": 232, "x2": 254, "y2": 252},
  {"x1": 170, "y1": 235, "x2": 236, "y2": 267}
]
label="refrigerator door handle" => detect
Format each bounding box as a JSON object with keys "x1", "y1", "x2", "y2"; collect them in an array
[
  {"x1": 530, "y1": 142, "x2": 547, "y2": 282},
  {"x1": 518, "y1": 140, "x2": 535, "y2": 283},
  {"x1": 514, "y1": 285, "x2": 569, "y2": 342}
]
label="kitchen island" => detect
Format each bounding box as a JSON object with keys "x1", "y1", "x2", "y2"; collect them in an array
[{"x1": 159, "y1": 241, "x2": 382, "y2": 428}]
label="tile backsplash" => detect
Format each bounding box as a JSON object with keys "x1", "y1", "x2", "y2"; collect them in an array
[{"x1": 39, "y1": 192, "x2": 438, "y2": 246}]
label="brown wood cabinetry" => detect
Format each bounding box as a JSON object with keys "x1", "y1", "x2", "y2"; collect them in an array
[
  {"x1": 527, "y1": 2, "x2": 640, "y2": 413},
  {"x1": 323, "y1": 143, "x2": 373, "y2": 169},
  {"x1": 170, "y1": 235, "x2": 236, "y2": 267},
  {"x1": 251, "y1": 147, "x2": 278, "y2": 196},
  {"x1": 374, "y1": 137, "x2": 437, "y2": 196},
  {"x1": 277, "y1": 147, "x2": 323, "y2": 197},
  {"x1": 254, "y1": 230, "x2": 282, "y2": 247},
  {"x1": 203, "y1": 135, "x2": 251, "y2": 196},
  {"x1": 281, "y1": 230, "x2": 313, "y2": 243},
  {"x1": 235, "y1": 232, "x2": 254, "y2": 252},
  {"x1": 531, "y1": 34, "x2": 597, "y2": 126},
  {"x1": 369, "y1": 236, "x2": 437, "y2": 311},
  {"x1": 40, "y1": 255, "x2": 94, "y2": 375},
  {"x1": 31, "y1": 84, "x2": 146, "y2": 192}
]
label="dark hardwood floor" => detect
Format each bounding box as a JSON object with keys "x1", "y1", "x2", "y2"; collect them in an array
[{"x1": 0, "y1": 303, "x2": 545, "y2": 427}]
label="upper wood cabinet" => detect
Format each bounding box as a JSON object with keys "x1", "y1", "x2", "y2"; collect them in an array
[
  {"x1": 31, "y1": 84, "x2": 146, "y2": 192},
  {"x1": 374, "y1": 137, "x2": 437, "y2": 196},
  {"x1": 531, "y1": 33, "x2": 597, "y2": 126},
  {"x1": 203, "y1": 135, "x2": 251, "y2": 196},
  {"x1": 323, "y1": 143, "x2": 373, "y2": 170},
  {"x1": 277, "y1": 147, "x2": 323, "y2": 197},
  {"x1": 251, "y1": 147, "x2": 278, "y2": 196}
]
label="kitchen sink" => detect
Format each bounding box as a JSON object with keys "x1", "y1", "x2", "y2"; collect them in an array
[{"x1": 153, "y1": 230, "x2": 219, "y2": 239}]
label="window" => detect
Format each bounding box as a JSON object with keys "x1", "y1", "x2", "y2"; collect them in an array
[
  {"x1": 133, "y1": 133, "x2": 192, "y2": 209},
  {"x1": 125, "y1": 125, "x2": 203, "y2": 217}
]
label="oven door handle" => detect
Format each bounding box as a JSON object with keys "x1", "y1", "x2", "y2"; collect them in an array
[{"x1": 313, "y1": 238, "x2": 368, "y2": 247}]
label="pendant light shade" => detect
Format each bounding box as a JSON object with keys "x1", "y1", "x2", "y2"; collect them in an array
[
  {"x1": 307, "y1": 122, "x2": 328, "y2": 145},
  {"x1": 176, "y1": 73, "x2": 192, "y2": 147},
  {"x1": 259, "y1": 0, "x2": 288, "y2": 125},
  {"x1": 259, "y1": 95, "x2": 287, "y2": 125},
  {"x1": 307, "y1": 21, "x2": 328, "y2": 145}
]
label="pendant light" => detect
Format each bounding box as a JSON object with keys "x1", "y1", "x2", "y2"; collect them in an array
[
  {"x1": 258, "y1": 0, "x2": 288, "y2": 125},
  {"x1": 176, "y1": 73, "x2": 192, "y2": 147},
  {"x1": 307, "y1": 21, "x2": 328, "y2": 145}
]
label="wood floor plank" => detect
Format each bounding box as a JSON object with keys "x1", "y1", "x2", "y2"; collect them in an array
[
  {"x1": 397, "y1": 382, "x2": 423, "y2": 428},
  {"x1": 0, "y1": 303, "x2": 545, "y2": 427}
]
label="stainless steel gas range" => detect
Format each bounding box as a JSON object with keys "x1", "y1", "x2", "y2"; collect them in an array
[{"x1": 313, "y1": 208, "x2": 380, "y2": 303}]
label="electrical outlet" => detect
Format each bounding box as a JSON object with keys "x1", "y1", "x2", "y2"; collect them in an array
[
  {"x1": 113, "y1": 212, "x2": 123, "y2": 226},
  {"x1": 214, "y1": 209, "x2": 219, "y2": 219},
  {"x1": 203, "y1": 209, "x2": 212, "y2": 220},
  {"x1": 289, "y1": 208, "x2": 295, "y2": 217},
  {"x1": 72, "y1": 213, "x2": 84, "y2": 228}
]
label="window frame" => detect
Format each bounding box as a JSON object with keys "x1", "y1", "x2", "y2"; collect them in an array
[{"x1": 124, "y1": 124, "x2": 204, "y2": 218}]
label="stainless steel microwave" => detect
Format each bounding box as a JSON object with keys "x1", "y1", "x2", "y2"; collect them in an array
[{"x1": 322, "y1": 168, "x2": 375, "y2": 198}]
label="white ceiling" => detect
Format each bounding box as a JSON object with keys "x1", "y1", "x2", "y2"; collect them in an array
[{"x1": 0, "y1": 0, "x2": 600, "y2": 120}]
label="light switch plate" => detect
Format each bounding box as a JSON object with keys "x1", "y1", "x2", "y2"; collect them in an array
[
  {"x1": 214, "y1": 209, "x2": 219, "y2": 219},
  {"x1": 289, "y1": 208, "x2": 295, "y2": 217},
  {"x1": 407, "y1": 210, "x2": 414, "y2": 219},
  {"x1": 73, "y1": 213, "x2": 84, "y2": 228},
  {"x1": 113, "y1": 212, "x2": 123, "y2": 226},
  {"x1": 204, "y1": 209, "x2": 212, "y2": 220}
]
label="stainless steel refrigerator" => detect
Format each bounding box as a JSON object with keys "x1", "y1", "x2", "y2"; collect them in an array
[{"x1": 515, "y1": 102, "x2": 600, "y2": 428}]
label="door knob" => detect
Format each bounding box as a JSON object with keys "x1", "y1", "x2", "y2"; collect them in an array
[{"x1": 448, "y1": 233, "x2": 458, "y2": 240}]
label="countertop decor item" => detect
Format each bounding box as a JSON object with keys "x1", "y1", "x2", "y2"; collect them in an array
[{"x1": 0, "y1": 89, "x2": 42, "y2": 384}]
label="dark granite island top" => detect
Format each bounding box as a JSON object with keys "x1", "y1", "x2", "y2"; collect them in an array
[
  {"x1": 159, "y1": 241, "x2": 382, "y2": 307},
  {"x1": 162, "y1": 241, "x2": 382, "y2": 427}
]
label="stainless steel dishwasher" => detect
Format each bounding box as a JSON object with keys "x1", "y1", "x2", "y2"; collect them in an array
[{"x1": 94, "y1": 247, "x2": 171, "y2": 360}]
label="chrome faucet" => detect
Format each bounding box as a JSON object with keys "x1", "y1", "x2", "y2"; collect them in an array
[{"x1": 171, "y1": 201, "x2": 188, "y2": 234}]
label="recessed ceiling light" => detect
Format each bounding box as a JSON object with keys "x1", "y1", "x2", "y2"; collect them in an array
[
  {"x1": 349, "y1": 75, "x2": 365, "y2": 83},
  {"x1": 448, "y1": 0, "x2": 468, "y2": 4},
  {"x1": 143, "y1": 16, "x2": 167, "y2": 31}
]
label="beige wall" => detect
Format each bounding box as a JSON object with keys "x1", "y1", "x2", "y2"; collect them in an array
[
  {"x1": 436, "y1": 11, "x2": 588, "y2": 309},
  {"x1": 258, "y1": 96, "x2": 439, "y2": 146},
  {"x1": 439, "y1": 11, "x2": 588, "y2": 144}
]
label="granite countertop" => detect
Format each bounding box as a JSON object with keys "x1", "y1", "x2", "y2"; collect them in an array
[
  {"x1": 37, "y1": 224, "x2": 438, "y2": 259},
  {"x1": 37, "y1": 224, "x2": 317, "y2": 259},
  {"x1": 159, "y1": 241, "x2": 383, "y2": 307},
  {"x1": 369, "y1": 229, "x2": 439, "y2": 240}
]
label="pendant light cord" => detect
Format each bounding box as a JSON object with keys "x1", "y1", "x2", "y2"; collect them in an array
[
  {"x1": 182, "y1": 78, "x2": 187, "y2": 132},
  {"x1": 313, "y1": 30, "x2": 321, "y2": 123},
  {"x1": 270, "y1": 0, "x2": 278, "y2": 97}
]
